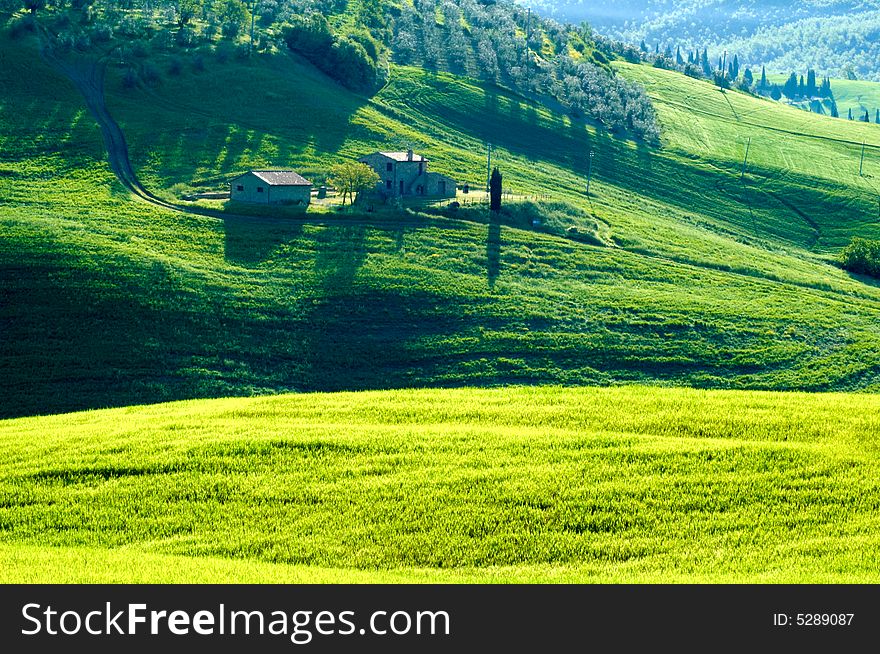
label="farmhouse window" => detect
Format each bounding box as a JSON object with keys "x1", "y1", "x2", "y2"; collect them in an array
[
  {"x1": 257, "y1": 187, "x2": 264, "y2": 193},
  {"x1": 236, "y1": 185, "x2": 244, "y2": 191},
  {"x1": 386, "y1": 179, "x2": 392, "y2": 189},
  {"x1": 386, "y1": 162, "x2": 393, "y2": 171}
]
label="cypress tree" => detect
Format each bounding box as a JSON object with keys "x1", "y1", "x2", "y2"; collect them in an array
[
  {"x1": 864, "y1": 109, "x2": 871, "y2": 122},
  {"x1": 640, "y1": 39, "x2": 648, "y2": 52},
  {"x1": 798, "y1": 74, "x2": 806, "y2": 98},
  {"x1": 783, "y1": 72, "x2": 798, "y2": 98},
  {"x1": 806, "y1": 69, "x2": 817, "y2": 97},
  {"x1": 490, "y1": 167, "x2": 502, "y2": 212},
  {"x1": 759, "y1": 65, "x2": 768, "y2": 90},
  {"x1": 848, "y1": 107, "x2": 853, "y2": 120},
  {"x1": 875, "y1": 109, "x2": 879, "y2": 124},
  {"x1": 830, "y1": 99, "x2": 839, "y2": 118},
  {"x1": 676, "y1": 46, "x2": 684, "y2": 66},
  {"x1": 732, "y1": 54, "x2": 739, "y2": 79}
]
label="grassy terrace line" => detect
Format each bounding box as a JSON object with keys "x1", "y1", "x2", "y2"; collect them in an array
[{"x1": 1, "y1": 387, "x2": 879, "y2": 583}]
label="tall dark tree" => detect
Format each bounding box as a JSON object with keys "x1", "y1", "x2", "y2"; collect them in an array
[
  {"x1": 743, "y1": 68, "x2": 753, "y2": 86},
  {"x1": 731, "y1": 54, "x2": 739, "y2": 79},
  {"x1": 876, "y1": 109, "x2": 879, "y2": 124},
  {"x1": 806, "y1": 69, "x2": 817, "y2": 97},
  {"x1": 489, "y1": 167, "x2": 502, "y2": 212},
  {"x1": 863, "y1": 109, "x2": 871, "y2": 122},
  {"x1": 640, "y1": 39, "x2": 647, "y2": 53},
  {"x1": 701, "y1": 48, "x2": 712, "y2": 76},
  {"x1": 798, "y1": 74, "x2": 806, "y2": 98},
  {"x1": 675, "y1": 46, "x2": 684, "y2": 66},
  {"x1": 830, "y1": 99, "x2": 840, "y2": 118},
  {"x1": 848, "y1": 107, "x2": 854, "y2": 120},
  {"x1": 783, "y1": 73, "x2": 798, "y2": 98},
  {"x1": 759, "y1": 65, "x2": 768, "y2": 90}
]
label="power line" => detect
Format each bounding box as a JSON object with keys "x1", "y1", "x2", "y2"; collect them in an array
[{"x1": 740, "y1": 136, "x2": 751, "y2": 182}]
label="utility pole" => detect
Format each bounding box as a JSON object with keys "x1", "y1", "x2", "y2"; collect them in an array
[
  {"x1": 859, "y1": 140, "x2": 866, "y2": 176},
  {"x1": 740, "y1": 137, "x2": 751, "y2": 182},
  {"x1": 586, "y1": 150, "x2": 595, "y2": 196}
]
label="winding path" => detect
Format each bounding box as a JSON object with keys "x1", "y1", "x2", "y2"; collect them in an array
[{"x1": 41, "y1": 45, "x2": 180, "y2": 211}]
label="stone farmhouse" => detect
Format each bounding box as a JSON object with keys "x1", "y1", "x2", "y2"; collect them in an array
[
  {"x1": 359, "y1": 150, "x2": 456, "y2": 199},
  {"x1": 230, "y1": 170, "x2": 312, "y2": 205}
]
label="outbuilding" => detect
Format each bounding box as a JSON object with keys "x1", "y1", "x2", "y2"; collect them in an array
[{"x1": 230, "y1": 170, "x2": 312, "y2": 206}]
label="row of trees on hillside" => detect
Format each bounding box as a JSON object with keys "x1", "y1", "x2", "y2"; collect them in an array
[
  {"x1": 633, "y1": 38, "x2": 880, "y2": 125},
  {"x1": 392, "y1": 0, "x2": 659, "y2": 141}
]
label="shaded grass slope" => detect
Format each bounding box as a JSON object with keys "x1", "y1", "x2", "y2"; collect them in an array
[{"x1": 3, "y1": 33, "x2": 880, "y2": 419}]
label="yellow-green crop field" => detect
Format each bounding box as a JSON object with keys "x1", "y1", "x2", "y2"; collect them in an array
[{"x1": 2, "y1": 386, "x2": 879, "y2": 583}]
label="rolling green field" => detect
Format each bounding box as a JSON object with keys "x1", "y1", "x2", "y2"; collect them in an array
[
  {"x1": 2, "y1": 386, "x2": 880, "y2": 583},
  {"x1": 4, "y1": 31, "x2": 880, "y2": 422},
  {"x1": 825, "y1": 78, "x2": 880, "y2": 122}
]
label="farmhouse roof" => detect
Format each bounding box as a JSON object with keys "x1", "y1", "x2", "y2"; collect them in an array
[
  {"x1": 376, "y1": 151, "x2": 428, "y2": 162},
  {"x1": 235, "y1": 170, "x2": 312, "y2": 186}
]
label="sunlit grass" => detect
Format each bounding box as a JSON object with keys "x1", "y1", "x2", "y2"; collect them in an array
[{"x1": 1, "y1": 386, "x2": 879, "y2": 582}]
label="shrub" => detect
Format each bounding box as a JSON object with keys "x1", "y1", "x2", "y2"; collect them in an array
[
  {"x1": 122, "y1": 67, "x2": 138, "y2": 90},
  {"x1": 215, "y1": 40, "x2": 234, "y2": 62},
  {"x1": 131, "y1": 40, "x2": 151, "y2": 58},
  {"x1": 176, "y1": 25, "x2": 198, "y2": 47},
  {"x1": 141, "y1": 62, "x2": 161, "y2": 86},
  {"x1": 840, "y1": 237, "x2": 880, "y2": 278}
]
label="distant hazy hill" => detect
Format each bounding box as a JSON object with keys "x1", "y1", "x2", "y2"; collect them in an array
[{"x1": 528, "y1": 0, "x2": 880, "y2": 81}]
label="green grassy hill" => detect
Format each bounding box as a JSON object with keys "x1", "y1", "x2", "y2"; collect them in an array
[
  {"x1": 824, "y1": 78, "x2": 880, "y2": 123},
  {"x1": 2, "y1": 386, "x2": 879, "y2": 583},
  {"x1": 3, "y1": 30, "x2": 880, "y2": 422}
]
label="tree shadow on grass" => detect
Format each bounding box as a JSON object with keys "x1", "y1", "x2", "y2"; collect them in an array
[
  {"x1": 223, "y1": 213, "x2": 304, "y2": 268},
  {"x1": 486, "y1": 215, "x2": 501, "y2": 289}
]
